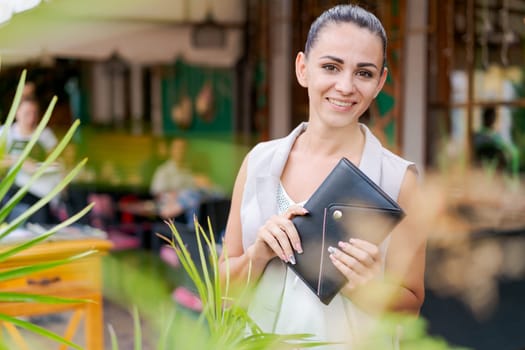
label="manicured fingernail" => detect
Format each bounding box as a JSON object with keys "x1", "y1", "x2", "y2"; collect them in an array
[
  {"x1": 288, "y1": 255, "x2": 296, "y2": 265},
  {"x1": 327, "y1": 246, "x2": 336, "y2": 254},
  {"x1": 295, "y1": 243, "x2": 303, "y2": 254},
  {"x1": 302, "y1": 208, "x2": 309, "y2": 214}
]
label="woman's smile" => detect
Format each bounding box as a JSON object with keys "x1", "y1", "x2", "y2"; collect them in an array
[{"x1": 326, "y1": 97, "x2": 356, "y2": 110}]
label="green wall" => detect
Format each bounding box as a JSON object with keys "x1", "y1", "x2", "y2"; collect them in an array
[
  {"x1": 161, "y1": 59, "x2": 234, "y2": 135},
  {"x1": 70, "y1": 128, "x2": 248, "y2": 195}
]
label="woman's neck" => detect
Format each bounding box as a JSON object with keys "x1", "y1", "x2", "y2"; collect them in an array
[
  {"x1": 296, "y1": 121, "x2": 365, "y2": 162},
  {"x1": 15, "y1": 122, "x2": 35, "y2": 137}
]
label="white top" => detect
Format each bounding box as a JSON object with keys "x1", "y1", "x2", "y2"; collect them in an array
[
  {"x1": 149, "y1": 160, "x2": 196, "y2": 196},
  {"x1": 4, "y1": 123, "x2": 57, "y2": 150},
  {"x1": 241, "y1": 122, "x2": 414, "y2": 348},
  {"x1": 276, "y1": 183, "x2": 355, "y2": 347},
  {"x1": 1, "y1": 123, "x2": 60, "y2": 198}
]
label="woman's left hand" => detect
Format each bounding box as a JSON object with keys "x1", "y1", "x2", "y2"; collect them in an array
[{"x1": 328, "y1": 238, "x2": 382, "y2": 293}]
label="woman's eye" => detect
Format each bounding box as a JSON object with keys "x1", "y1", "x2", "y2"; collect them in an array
[
  {"x1": 357, "y1": 70, "x2": 373, "y2": 78},
  {"x1": 322, "y1": 64, "x2": 338, "y2": 72}
]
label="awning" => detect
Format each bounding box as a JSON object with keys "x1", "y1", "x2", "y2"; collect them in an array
[{"x1": 0, "y1": 0, "x2": 245, "y2": 67}]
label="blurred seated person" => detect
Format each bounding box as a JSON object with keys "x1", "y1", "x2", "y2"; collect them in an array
[
  {"x1": 154, "y1": 139, "x2": 224, "y2": 221},
  {"x1": 473, "y1": 106, "x2": 520, "y2": 174},
  {"x1": 149, "y1": 139, "x2": 230, "y2": 311},
  {"x1": 0, "y1": 94, "x2": 61, "y2": 224},
  {"x1": 120, "y1": 138, "x2": 223, "y2": 223}
]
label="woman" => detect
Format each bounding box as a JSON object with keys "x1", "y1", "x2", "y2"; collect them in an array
[
  {"x1": 1, "y1": 95, "x2": 59, "y2": 223},
  {"x1": 219, "y1": 4, "x2": 425, "y2": 347}
]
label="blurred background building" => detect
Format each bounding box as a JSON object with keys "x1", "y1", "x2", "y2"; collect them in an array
[{"x1": 1, "y1": 0, "x2": 524, "y2": 179}]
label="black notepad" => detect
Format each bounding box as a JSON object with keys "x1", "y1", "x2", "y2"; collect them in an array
[{"x1": 290, "y1": 158, "x2": 405, "y2": 305}]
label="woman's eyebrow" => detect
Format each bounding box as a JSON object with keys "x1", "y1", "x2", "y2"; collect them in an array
[
  {"x1": 357, "y1": 62, "x2": 379, "y2": 70},
  {"x1": 319, "y1": 55, "x2": 344, "y2": 64},
  {"x1": 319, "y1": 56, "x2": 378, "y2": 70}
]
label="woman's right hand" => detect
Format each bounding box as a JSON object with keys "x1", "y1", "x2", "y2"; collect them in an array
[{"x1": 248, "y1": 205, "x2": 308, "y2": 265}]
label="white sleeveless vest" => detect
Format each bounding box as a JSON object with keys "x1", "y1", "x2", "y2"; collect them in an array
[{"x1": 240, "y1": 122, "x2": 414, "y2": 347}]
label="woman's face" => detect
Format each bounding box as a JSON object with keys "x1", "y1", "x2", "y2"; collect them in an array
[
  {"x1": 296, "y1": 22, "x2": 387, "y2": 129},
  {"x1": 16, "y1": 100, "x2": 39, "y2": 130}
]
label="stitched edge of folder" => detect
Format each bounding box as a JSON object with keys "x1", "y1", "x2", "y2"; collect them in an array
[{"x1": 317, "y1": 207, "x2": 327, "y2": 296}]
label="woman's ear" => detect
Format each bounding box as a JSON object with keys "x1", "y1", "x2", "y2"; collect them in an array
[
  {"x1": 295, "y1": 52, "x2": 308, "y2": 87},
  {"x1": 374, "y1": 67, "x2": 388, "y2": 98}
]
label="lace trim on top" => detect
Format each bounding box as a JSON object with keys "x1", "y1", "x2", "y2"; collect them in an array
[
  {"x1": 277, "y1": 182, "x2": 306, "y2": 214},
  {"x1": 276, "y1": 183, "x2": 308, "y2": 285}
]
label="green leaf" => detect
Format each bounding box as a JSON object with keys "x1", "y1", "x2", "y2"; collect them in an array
[
  {"x1": 0, "y1": 69, "x2": 25, "y2": 185},
  {"x1": 0, "y1": 291, "x2": 92, "y2": 304},
  {"x1": 0, "y1": 202, "x2": 94, "y2": 262},
  {"x1": 0, "y1": 250, "x2": 96, "y2": 282},
  {"x1": 0, "y1": 69, "x2": 96, "y2": 350},
  {"x1": 0, "y1": 313, "x2": 82, "y2": 350},
  {"x1": 0, "y1": 137, "x2": 85, "y2": 229},
  {"x1": 0, "y1": 70, "x2": 25, "y2": 139},
  {"x1": 0, "y1": 95, "x2": 57, "y2": 215},
  {"x1": 108, "y1": 324, "x2": 120, "y2": 350},
  {"x1": 133, "y1": 306, "x2": 142, "y2": 350},
  {"x1": 156, "y1": 309, "x2": 176, "y2": 350}
]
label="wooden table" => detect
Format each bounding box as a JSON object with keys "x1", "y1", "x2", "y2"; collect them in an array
[{"x1": 0, "y1": 238, "x2": 113, "y2": 350}]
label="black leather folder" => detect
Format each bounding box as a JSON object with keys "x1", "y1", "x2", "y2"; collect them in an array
[{"x1": 290, "y1": 157, "x2": 405, "y2": 305}]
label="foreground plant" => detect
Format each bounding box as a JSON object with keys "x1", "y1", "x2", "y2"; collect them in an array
[
  {"x1": 125, "y1": 217, "x2": 461, "y2": 350},
  {"x1": 0, "y1": 70, "x2": 94, "y2": 349},
  {"x1": 157, "y1": 217, "x2": 324, "y2": 349}
]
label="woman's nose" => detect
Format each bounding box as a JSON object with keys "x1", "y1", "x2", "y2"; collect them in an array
[{"x1": 335, "y1": 75, "x2": 355, "y2": 95}]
